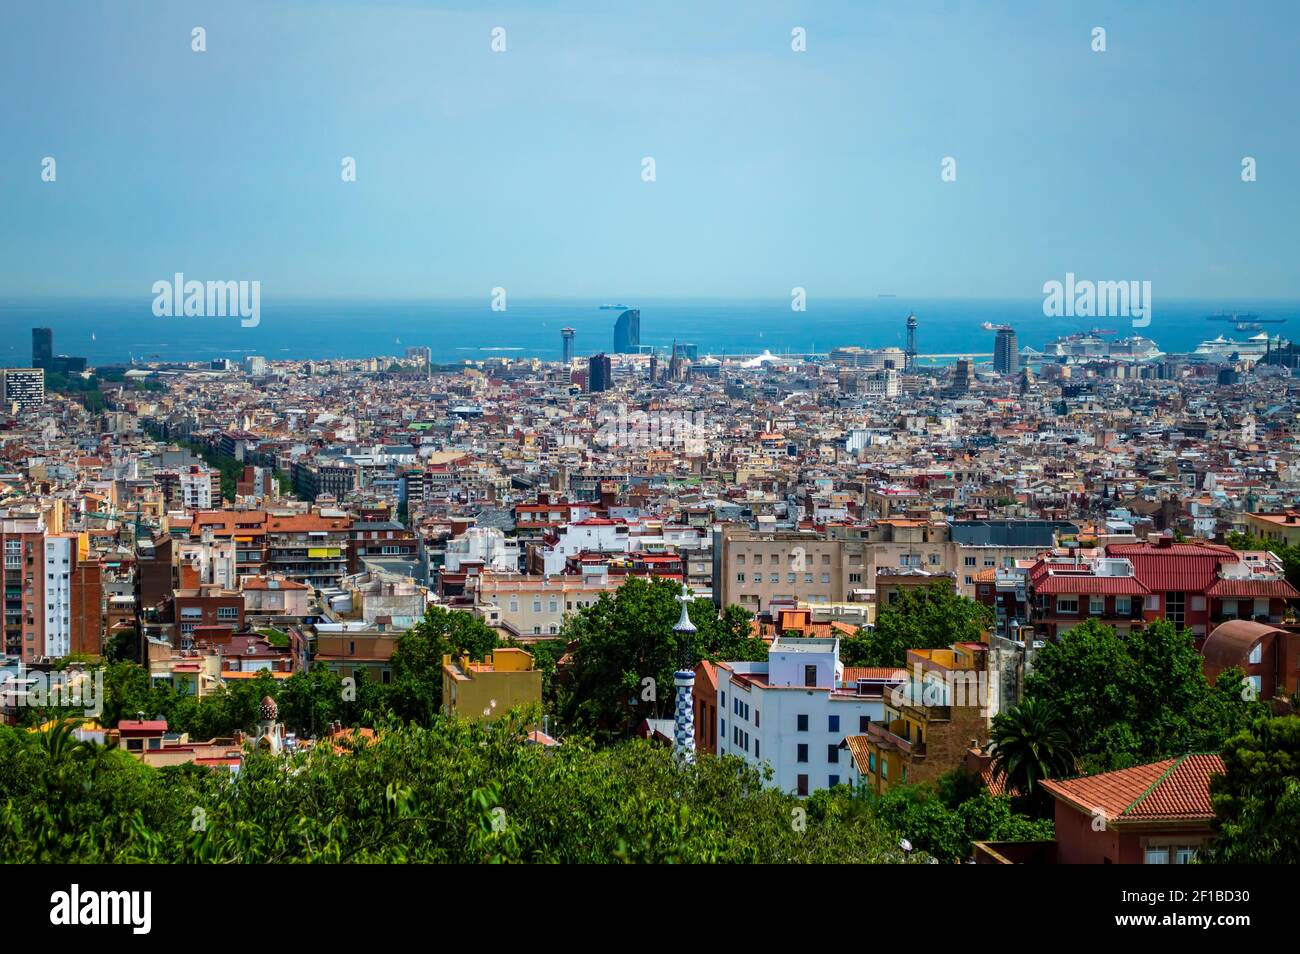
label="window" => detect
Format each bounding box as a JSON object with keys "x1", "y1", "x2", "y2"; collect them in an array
[
  {"x1": 1144, "y1": 847, "x2": 1170, "y2": 865},
  {"x1": 1166, "y1": 591, "x2": 1185, "y2": 627},
  {"x1": 849, "y1": 573, "x2": 861, "y2": 583},
  {"x1": 827, "y1": 744, "x2": 839, "y2": 764},
  {"x1": 828, "y1": 715, "x2": 840, "y2": 732},
  {"x1": 754, "y1": 739, "x2": 760, "y2": 759},
  {"x1": 964, "y1": 556, "x2": 976, "y2": 567},
  {"x1": 1056, "y1": 597, "x2": 1079, "y2": 614},
  {"x1": 753, "y1": 554, "x2": 763, "y2": 565},
  {"x1": 804, "y1": 665, "x2": 817, "y2": 687},
  {"x1": 787, "y1": 573, "x2": 796, "y2": 584},
  {"x1": 797, "y1": 713, "x2": 808, "y2": 731},
  {"x1": 859, "y1": 715, "x2": 870, "y2": 732},
  {"x1": 929, "y1": 553, "x2": 940, "y2": 566},
  {"x1": 820, "y1": 573, "x2": 830, "y2": 583},
  {"x1": 868, "y1": 752, "x2": 876, "y2": 772},
  {"x1": 754, "y1": 709, "x2": 760, "y2": 727},
  {"x1": 1115, "y1": 596, "x2": 1131, "y2": 615},
  {"x1": 829, "y1": 775, "x2": 840, "y2": 788},
  {"x1": 804, "y1": 573, "x2": 814, "y2": 583},
  {"x1": 1174, "y1": 845, "x2": 1198, "y2": 864},
  {"x1": 736, "y1": 573, "x2": 745, "y2": 582},
  {"x1": 797, "y1": 744, "x2": 808, "y2": 763},
  {"x1": 1089, "y1": 596, "x2": 1104, "y2": 615},
  {"x1": 796, "y1": 774, "x2": 809, "y2": 796},
  {"x1": 1249, "y1": 643, "x2": 1263, "y2": 665},
  {"x1": 881, "y1": 759, "x2": 889, "y2": 779}
]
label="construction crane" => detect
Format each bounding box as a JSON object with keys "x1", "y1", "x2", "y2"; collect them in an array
[
  {"x1": 79, "y1": 505, "x2": 161, "y2": 541},
  {"x1": 1207, "y1": 313, "x2": 1286, "y2": 332}
]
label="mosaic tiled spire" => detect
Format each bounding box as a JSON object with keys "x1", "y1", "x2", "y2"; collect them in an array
[{"x1": 673, "y1": 584, "x2": 697, "y2": 764}]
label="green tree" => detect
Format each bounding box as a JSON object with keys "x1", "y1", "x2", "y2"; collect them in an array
[
  {"x1": 559, "y1": 577, "x2": 761, "y2": 739},
  {"x1": 840, "y1": 584, "x2": 993, "y2": 667},
  {"x1": 387, "y1": 606, "x2": 500, "y2": 725},
  {"x1": 989, "y1": 698, "x2": 1077, "y2": 813},
  {"x1": 1207, "y1": 716, "x2": 1300, "y2": 863},
  {"x1": 1024, "y1": 618, "x2": 1269, "y2": 771}
]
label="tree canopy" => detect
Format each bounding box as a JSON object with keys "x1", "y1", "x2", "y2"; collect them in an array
[
  {"x1": 840, "y1": 584, "x2": 993, "y2": 667},
  {"x1": 1024, "y1": 618, "x2": 1268, "y2": 772}
]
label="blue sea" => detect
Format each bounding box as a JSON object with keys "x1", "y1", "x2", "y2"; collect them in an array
[{"x1": 3, "y1": 297, "x2": 1299, "y2": 367}]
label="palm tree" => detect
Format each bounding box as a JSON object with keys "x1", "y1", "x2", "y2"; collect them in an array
[{"x1": 989, "y1": 698, "x2": 1076, "y2": 804}]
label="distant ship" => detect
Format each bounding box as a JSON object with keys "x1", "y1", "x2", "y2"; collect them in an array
[
  {"x1": 599, "y1": 303, "x2": 629, "y2": 310},
  {"x1": 1191, "y1": 332, "x2": 1285, "y2": 363}
]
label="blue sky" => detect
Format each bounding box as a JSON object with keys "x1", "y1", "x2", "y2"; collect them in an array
[{"x1": 1, "y1": 0, "x2": 1297, "y2": 300}]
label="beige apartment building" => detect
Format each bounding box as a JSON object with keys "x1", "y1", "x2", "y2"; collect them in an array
[
  {"x1": 474, "y1": 573, "x2": 624, "y2": 638},
  {"x1": 718, "y1": 528, "x2": 866, "y2": 612}
]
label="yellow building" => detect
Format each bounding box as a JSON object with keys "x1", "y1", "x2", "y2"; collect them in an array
[
  {"x1": 442, "y1": 647, "x2": 542, "y2": 720},
  {"x1": 846, "y1": 643, "x2": 991, "y2": 795},
  {"x1": 1245, "y1": 511, "x2": 1300, "y2": 548}
]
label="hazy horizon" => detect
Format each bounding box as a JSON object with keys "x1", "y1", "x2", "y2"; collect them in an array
[{"x1": 3, "y1": 0, "x2": 1298, "y2": 300}]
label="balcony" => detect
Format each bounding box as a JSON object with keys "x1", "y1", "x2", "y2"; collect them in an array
[{"x1": 866, "y1": 720, "x2": 927, "y2": 757}]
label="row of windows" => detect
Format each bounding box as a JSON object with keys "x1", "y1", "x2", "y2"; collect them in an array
[
  {"x1": 795, "y1": 744, "x2": 841, "y2": 764},
  {"x1": 795, "y1": 775, "x2": 840, "y2": 795},
  {"x1": 737, "y1": 553, "x2": 833, "y2": 566},
  {"x1": 736, "y1": 573, "x2": 833, "y2": 584}
]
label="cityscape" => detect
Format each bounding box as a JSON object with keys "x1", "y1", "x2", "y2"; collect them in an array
[{"x1": 0, "y1": 0, "x2": 1296, "y2": 918}]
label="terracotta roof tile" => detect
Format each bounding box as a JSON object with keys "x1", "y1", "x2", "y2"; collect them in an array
[{"x1": 1039, "y1": 753, "x2": 1223, "y2": 823}]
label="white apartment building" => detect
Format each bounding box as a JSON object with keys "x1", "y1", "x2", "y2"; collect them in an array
[
  {"x1": 444, "y1": 526, "x2": 521, "y2": 573},
  {"x1": 42, "y1": 535, "x2": 73, "y2": 658},
  {"x1": 180, "y1": 469, "x2": 214, "y2": 510},
  {"x1": 715, "y1": 636, "x2": 900, "y2": 796}
]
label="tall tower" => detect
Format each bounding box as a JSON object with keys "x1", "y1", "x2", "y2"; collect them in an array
[
  {"x1": 905, "y1": 314, "x2": 917, "y2": 372},
  {"x1": 561, "y1": 327, "x2": 575, "y2": 365},
  {"x1": 994, "y1": 327, "x2": 1019, "y2": 375},
  {"x1": 672, "y1": 585, "x2": 697, "y2": 764},
  {"x1": 613, "y1": 309, "x2": 640, "y2": 354},
  {"x1": 32, "y1": 328, "x2": 53, "y2": 372}
]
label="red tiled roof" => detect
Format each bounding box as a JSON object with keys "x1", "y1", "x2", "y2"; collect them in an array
[
  {"x1": 843, "y1": 667, "x2": 909, "y2": 683},
  {"x1": 1205, "y1": 577, "x2": 1300, "y2": 598},
  {"x1": 1106, "y1": 541, "x2": 1239, "y2": 593},
  {"x1": 1039, "y1": 753, "x2": 1222, "y2": 823},
  {"x1": 1032, "y1": 575, "x2": 1151, "y2": 596}
]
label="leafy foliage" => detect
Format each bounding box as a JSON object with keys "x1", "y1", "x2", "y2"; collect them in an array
[
  {"x1": 559, "y1": 577, "x2": 764, "y2": 738},
  {"x1": 1207, "y1": 715, "x2": 1300, "y2": 864},
  {"x1": 839, "y1": 584, "x2": 993, "y2": 667},
  {"x1": 1023, "y1": 618, "x2": 1268, "y2": 772},
  {"x1": 0, "y1": 713, "x2": 910, "y2": 864},
  {"x1": 989, "y1": 698, "x2": 1076, "y2": 814}
]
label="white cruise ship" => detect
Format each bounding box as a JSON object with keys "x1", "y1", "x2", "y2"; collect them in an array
[{"x1": 1191, "y1": 332, "x2": 1285, "y2": 363}]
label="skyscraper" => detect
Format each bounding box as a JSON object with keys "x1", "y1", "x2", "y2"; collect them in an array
[
  {"x1": 612, "y1": 309, "x2": 640, "y2": 354},
  {"x1": 32, "y1": 328, "x2": 53, "y2": 372},
  {"x1": 994, "y1": 327, "x2": 1019, "y2": 376},
  {"x1": 588, "y1": 353, "x2": 613, "y2": 393},
  {"x1": 950, "y1": 357, "x2": 974, "y2": 394},
  {"x1": 561, "y1": 328, "x2": 576, "y2": 365}
]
